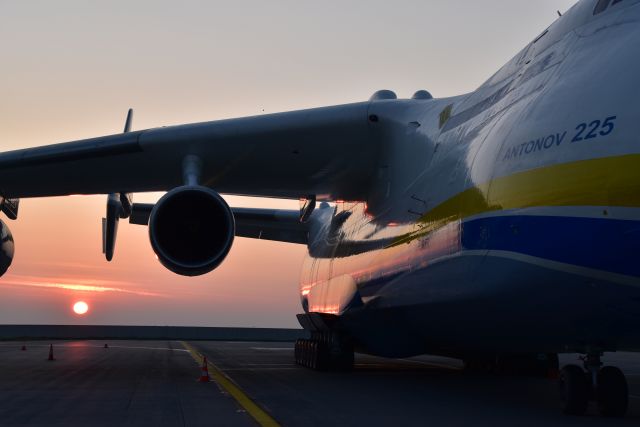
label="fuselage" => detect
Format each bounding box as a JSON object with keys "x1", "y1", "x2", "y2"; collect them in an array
[{"x1": 299, "y1": 0, "x2": 640, "y2": 358}]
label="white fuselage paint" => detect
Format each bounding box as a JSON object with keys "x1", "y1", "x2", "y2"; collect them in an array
[{"x1": 300, "y1": 0, "x2": 640, "y2": 358}]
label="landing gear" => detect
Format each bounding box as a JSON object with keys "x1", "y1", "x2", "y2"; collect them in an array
[
  {"x1": 559, "y1": 365, "x2": 590, "y2": 415},
  {"x1": 596, "y1": 366, "x2": 628, "y2": 417},
  {"x1": 559, "y1": 353, "x2": 628, "y2": 417},
  {"x1": 295, "y1": 339, "x2": 328, "y2": 370},
  {"x1": 294, "y1": 333, "x2": 354, "y2": 371}
]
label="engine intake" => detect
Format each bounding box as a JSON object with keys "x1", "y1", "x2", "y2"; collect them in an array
[
  {"x1": 0, "y1": 220, "x2": 14, "y2": 277},
  {"x1": 149, "y1": 186, "x2": 235, "y2": 276}
]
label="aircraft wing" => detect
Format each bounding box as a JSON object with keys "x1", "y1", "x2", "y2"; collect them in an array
[
  {"x1": 0, "y1": 102, "x2": 376, "y2": 201},
  {"x1": 231, "y1": 208, "x2": 309, "y2": 244},
  {"x1": 129, "y1": 204, "x2": 309, "y2": 245}
]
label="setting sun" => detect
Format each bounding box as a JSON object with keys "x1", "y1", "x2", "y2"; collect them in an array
[{"x1": 73, "y1": 301, "x2": 89, "y2": 315}]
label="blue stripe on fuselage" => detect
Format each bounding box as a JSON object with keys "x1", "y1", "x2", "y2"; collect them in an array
[{"x1": 462, "y1": 215, "x2": 640, "y2": 277}]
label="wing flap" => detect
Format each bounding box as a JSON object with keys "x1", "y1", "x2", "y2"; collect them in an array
[
  {"x1": 232, "y1": 208, "x2": 308, "y2": 244},
  {"x1": 128, "y1": 203, "x2": 308, "y2": 245}
]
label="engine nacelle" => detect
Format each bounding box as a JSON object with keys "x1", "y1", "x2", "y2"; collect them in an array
[
  {"x1": 0, "y1": 220, "x2": 14, "y2": 277},
  {"x1": 149, "y1": 186, "x2": 235, "y2": 276}
]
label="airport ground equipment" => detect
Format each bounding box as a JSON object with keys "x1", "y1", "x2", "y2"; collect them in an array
[
  {"x1": 198, "y1": 357, "x2": 211, "y2": 383},
  {"x1": 0, "y1": 0, "x2": 639, "y2": 416}
]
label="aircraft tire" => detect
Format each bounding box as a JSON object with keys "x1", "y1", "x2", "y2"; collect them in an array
[
  {"x1": 294, "y1": 339, "x2": 301, "y2": 365},
  {"x1": 559, "y1": 365, "x2": 590, "y2": 416},
  {"x1": 297, "y1": 339, "x2": 307, "y2": 367},
  {"x1": 308, "y1": 341, "x2": 314, "y2": 368},
  {"x1": 304, "y1": 340, "x2": 311, "y2": 367},
  {"x1": 310, "y1": 341, "x2": 318, "y2": 370},
  {"x1": 295, "y1": 336, "x2": 353, "y2": 371},
  {"x1": 597, "y1": 366, "x2": 628, "y2": 417}
]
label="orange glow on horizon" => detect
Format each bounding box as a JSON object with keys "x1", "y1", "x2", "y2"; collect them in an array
[
  {"x1": 3, "y1": 192, "x2": 306, "y2": 327},
  {"x1": 73, "y1": 301, "x2": 89, "y2": 315},
  {"x1": 2, "y1": 274, "x2": 164, "y2": 297}
]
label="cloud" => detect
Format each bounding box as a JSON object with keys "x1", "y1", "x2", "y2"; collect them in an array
[{"x1": 1, "y1": 274, "x2": 164, "y2": 297}]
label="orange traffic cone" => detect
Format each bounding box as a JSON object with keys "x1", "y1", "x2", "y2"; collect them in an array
[
  {"x1": 198, "y1": 356, "x2": 211, "y2": 382},
  {"x1": 21, "y1": 344, "x2": 26, "y2": 351},
  {"x1": 47, "y1": 344, "x2": 55, "y2": 361}
]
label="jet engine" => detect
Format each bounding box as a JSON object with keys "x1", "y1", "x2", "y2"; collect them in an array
[
  {"x1": 0, "y1": 219, "x2": 14, "y2": 277},
  {"x1": 148, "y1": 186, "x2": 235, "y2": 276}
]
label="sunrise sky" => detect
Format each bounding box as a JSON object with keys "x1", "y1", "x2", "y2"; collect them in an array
[{"x1": 0, "y1": 0, "x2": 577, "y2": 327}]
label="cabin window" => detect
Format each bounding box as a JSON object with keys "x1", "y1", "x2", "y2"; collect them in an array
[{"x1": 593, "y1": 0, "x2": 611, "y2": 14}]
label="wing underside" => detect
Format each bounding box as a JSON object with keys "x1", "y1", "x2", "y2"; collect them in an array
[
  {"x1": 129, "y1": 203, "x2": 308, "y2": 245},
  {"x1": 0, "y1": 102, "x2": 376, "y2": 202}
]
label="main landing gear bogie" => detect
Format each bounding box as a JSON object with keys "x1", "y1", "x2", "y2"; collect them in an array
[
  {"x1": 294, "y1": 335, "x2": 354, "y2": 371},
  {"x1": 559, "y1": 353, "x2": 628, "y2": 417}
]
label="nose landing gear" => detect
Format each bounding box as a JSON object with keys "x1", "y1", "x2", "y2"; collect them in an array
[{"x1": 559, "y1": 353, "x2": 628, "y2": 417}]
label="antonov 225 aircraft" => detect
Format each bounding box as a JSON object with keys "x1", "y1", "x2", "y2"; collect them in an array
[{"x1": 0, "y1": 0, "x2": 638, "y2": 417}]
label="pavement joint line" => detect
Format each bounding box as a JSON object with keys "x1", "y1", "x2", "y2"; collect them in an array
[{"x1": 180, "y1": 341, "x2": 280, "y2": 427}]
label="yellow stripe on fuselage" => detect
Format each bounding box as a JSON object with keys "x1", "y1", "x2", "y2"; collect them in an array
[{"x1": 393, "y1": 154, "x2": 640, "y2": 246}]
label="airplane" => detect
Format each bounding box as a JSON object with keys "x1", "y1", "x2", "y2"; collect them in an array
[{"x1": 0, "y1": 0, "x2": 638, "y2": 417}]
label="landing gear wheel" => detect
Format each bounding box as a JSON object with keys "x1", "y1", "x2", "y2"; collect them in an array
[
  {"x1": 559, "y1": 365, "x2": 590, "y2": 416},
  {"x1": 310, "y1": 341, "x2": 318, "y2": 370},
  {"x1": 297, "y1": 340, "x2": 303, "y2": 366},
  {"x1": 294, "y1": 335, "x2": 352, "y2": 371},
  {"x1": 305, "y1": 341, "x2": 312, "y2": 368},
  {"x1": 300, "y1": 339, "x2": 309, "y2": 367},
  {"x1": 597, "y1": 366, "x2": 628, "y2": 417}
]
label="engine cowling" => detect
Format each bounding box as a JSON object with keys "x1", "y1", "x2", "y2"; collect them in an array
[
  {"x1": 0, "y1": 220, "x2": 14, "y2": 277},
  {"x1": 148, "y1": 186, "x2": 235, "y2": 276}
]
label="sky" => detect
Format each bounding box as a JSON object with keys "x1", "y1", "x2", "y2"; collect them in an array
[{"x1": 0, "y1": 0, "x2": 578, "y2": 327}]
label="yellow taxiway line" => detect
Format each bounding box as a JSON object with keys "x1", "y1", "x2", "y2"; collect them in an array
[{"x1": 181, "y1": 341, "x2": 280, "y2": 427}]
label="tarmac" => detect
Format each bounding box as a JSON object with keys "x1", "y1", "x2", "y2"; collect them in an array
[{"x1": 2, "y1": 340, "x2": 640, "y2": 426}]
